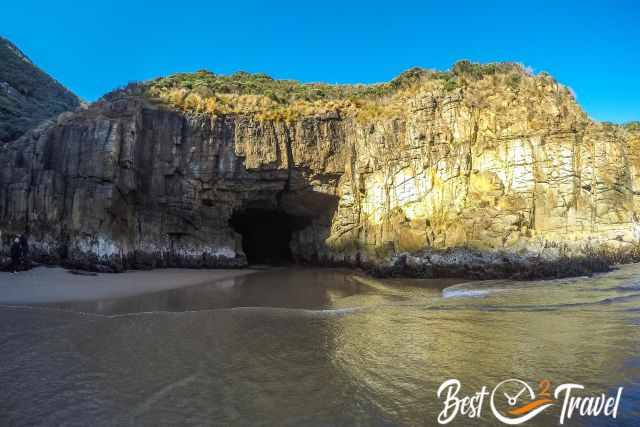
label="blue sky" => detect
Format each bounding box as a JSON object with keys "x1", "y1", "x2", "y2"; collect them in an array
[{"x1": 3, "y1": 0, "x2": 639, "y2": 123}]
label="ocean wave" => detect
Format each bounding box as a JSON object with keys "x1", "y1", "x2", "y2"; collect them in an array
[
  {"x1": 441, "y1": 288, "x2": 495, "y2": 298},
  {"x1": 441, "y1": 280, "x2": 507, "y2": 299},
  {"x1": 101, "y1": 305, "x2": 366, "y2": 319}
]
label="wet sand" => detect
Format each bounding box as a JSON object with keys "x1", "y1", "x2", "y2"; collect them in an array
[
  {"x1": 1, "y1": 267, "x2": 639, "y2": 425},
  {"x1": 0, "y1": 267, "x2": 257, "y2": 304}
]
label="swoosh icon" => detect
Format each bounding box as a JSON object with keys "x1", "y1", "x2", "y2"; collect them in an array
[
  {"x1": 508, "y1": 398, "x2": 554, "y2": 416},
  {"x1": 490, "y1": 379, "x2": 555, "y2": 425}
]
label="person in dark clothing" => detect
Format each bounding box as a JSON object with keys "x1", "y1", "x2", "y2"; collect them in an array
[
  {"x1": 19, "y1": 234, "x2": 29, "y2": 269},
  {"x1": 9, "y1": 238, "x2": 21, "y2": 273}
]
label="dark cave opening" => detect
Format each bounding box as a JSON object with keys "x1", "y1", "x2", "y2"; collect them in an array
[{"x1": 230, "y1": 209, "x2": 311, "y2": 266}]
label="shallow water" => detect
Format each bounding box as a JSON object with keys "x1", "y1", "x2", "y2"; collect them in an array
[{"x1": 1, "y1": 267, "x2": 640, "y2": 426}]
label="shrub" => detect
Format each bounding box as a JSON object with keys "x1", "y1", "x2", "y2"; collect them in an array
[
  {"x1": 624, "y1": 121, "x2": 640, "y2": 132},
  {"x1": 452, "y1": 60, "x2": 484, "y2": 79},
  {"x1": 443, "y1": 78, "x2": 459, "y2": 92},
  {"x1": 506, "y1": 73, "x2": 522, "y2": 90},
  {"x1": 388, "y1": 67, "x2": 431, "y2": 89}
]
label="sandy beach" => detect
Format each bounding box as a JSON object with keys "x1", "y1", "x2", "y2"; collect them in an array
[{"x1": 0, "y1": 267, "x2": 257, "y2": 304}]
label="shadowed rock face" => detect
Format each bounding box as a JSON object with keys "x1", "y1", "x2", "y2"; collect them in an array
[
  {"x1": 0, "y1": 37, "x2": 80, "y2": 144},
  {"x1": 1, "y1": 68, "x2": 639, "y2": 277},
  {"x1": 0, "y1": 96, "x2": 342, "y2": 271}
]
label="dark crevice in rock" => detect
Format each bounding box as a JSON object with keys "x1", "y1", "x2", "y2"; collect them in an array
[
  {"x1": 229, "y1": 208, "x2": 311, "y2": 266},
  {"x1": 283, "y1": 126, "x2": 295, "y2": 191}
]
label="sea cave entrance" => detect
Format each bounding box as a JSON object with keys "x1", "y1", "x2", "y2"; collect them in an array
[{"x1": 230, "y1": 208, "x2": 311, "y2": 266}]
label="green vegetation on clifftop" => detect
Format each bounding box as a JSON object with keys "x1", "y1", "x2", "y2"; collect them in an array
[
  {"x1": 142, "y1": 61, "x2": 558, "y2": 123},
  {"x1": 0, "y1": 36, "x2": 80, "y2": 143}
]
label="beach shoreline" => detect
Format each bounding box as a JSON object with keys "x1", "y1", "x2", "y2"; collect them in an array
[{"x1": 0, "y1": 267, "x2": 257, "y2": 304}]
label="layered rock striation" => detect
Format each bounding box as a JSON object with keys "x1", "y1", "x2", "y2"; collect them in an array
[{"x1": 1, "y1": 63, "x2": 639, "y2": 278}]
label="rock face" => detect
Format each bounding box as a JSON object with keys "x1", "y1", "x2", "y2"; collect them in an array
[
  {"x1": 1, "y1": 65, "x2": 639, "y2": 277},
  {"x1": 0, "y1": 36, "x2": 80, "y2": 144}
]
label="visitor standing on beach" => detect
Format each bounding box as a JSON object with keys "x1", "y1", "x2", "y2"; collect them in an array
[
  {"x1": 19, "y1": 234, "x2": 30, "y2": 269},
  {"x1": 9, "y1": 238, "x2": 21, "y2": 274}
]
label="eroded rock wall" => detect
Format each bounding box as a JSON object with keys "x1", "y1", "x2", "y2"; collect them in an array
[{"x1": 1, "y1": 81, "x2": 639, "y2": 276}]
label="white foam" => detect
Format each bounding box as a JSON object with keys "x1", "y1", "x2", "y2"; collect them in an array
[{"x1": 442, "y1": 288, "x2": 494, "y2": 298}]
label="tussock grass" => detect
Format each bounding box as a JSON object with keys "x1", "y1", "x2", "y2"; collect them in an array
[{"x1": 135, "y1": 61, "x2": 577, "y2": 125}]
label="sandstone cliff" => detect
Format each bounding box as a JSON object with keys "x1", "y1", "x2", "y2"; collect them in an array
[{"x1": 1, "y1": 62, "x2": 639, "y2": 278}]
